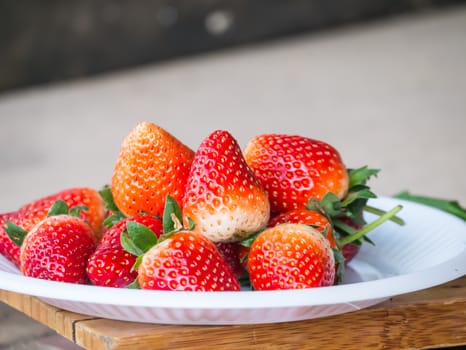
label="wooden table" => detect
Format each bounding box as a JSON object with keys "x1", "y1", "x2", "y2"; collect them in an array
[{"x1": 1, "y1": 276, "x2": 465, "y2": 350}]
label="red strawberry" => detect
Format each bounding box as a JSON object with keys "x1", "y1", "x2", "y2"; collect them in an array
[
  {"x1": 19, "y1": 215, "x2": 96, "y2": 283},
  {"x1": 216, "y1": 242, "x2": 248, "y2": 278},
  {"x1": 1, "y1": 206, "x2": 69, "y2": 267},
  {"x1": 111, "y1": 122, "x2": 194, "y2": 217},
  {"x1": 86, "y1": 216, "x2": 163, "y2": 287},
  {"x1": 0, "y1": 188, "x2": 105, "y2": 266},
  {"x1": 248, "y1": 223, "x2": 335, "y2": 290},
  {"x1": 244, "y1": 134, "x2": 349, "y2": 215},
  {"x1": 342, "y1": 243, "x2": 360, "y2": 263},
  {"x1": 86, "y1": 247, "x2": 140, "y2": 288},
  {"x1": 98, "y1": 215, "x2": 162, "y2": 249},
  {"x1": 0, "y1": 213, "x2": 24, "y2": 266},
  {"x1": 182, "y1": 130, "x2": 270, "y2": 242},
  {"x1": 268, "y1": 208, "x2": 337, "y2": 249},
  {"x1": 17, "y1": 187, "x2": 106, "y2": 237},
  {"x1": 138, "y1": 231, "x2": 240, "y2": 291}
]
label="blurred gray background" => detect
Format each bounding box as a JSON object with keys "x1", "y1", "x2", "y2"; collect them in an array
[
  {"x1": 1, "y1": 0, "x2": 462, "y2": 93},
  {"x1": 1, "y1": 1, "x2": 466, "y2": 349}
]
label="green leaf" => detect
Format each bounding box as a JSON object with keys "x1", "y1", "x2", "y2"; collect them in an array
[
  {"x1": 120, "y1": 230, "x2": 145, "y2": 257},
  {"x1": 126, "y1": 221, "x2": 159, "y2": 253},
  {"x1": 103, "y1": 212, "x2": 126, "y2": 228},
  {"x1": 394, "y1": 191, "x2": 466, "y2": 221},
  {"x1": 332, "y1": 248, "x2": 345, "y2": 265},
  {"x1": 163, "y1": 195, "x2": 183, "y2": 234},
  {"x1": 341, "y1": 187, "x2": 377, "y2": 207},
  {"x1": 345, "y1": 200, "x2": 367, "y2": 225},
  {"x1": 319, "y1": 192, "x2": 342, "y2": 217},
  {"x1": 186, "y1": 217, "x2": 196, "y2": 231},
  {"x1": 132, "y1": 255, "x2": 144, "y2": 272},
  {"x1": 335, "y1": 264, "x2": 344, "y2": 285},
  {"x1": 363, "y1": 235, "x2": 375, "y2": 246},
  {"x1": 47, "y1": 200, "x2": 69, "y2": 217},
  {"x1": 333, "y1": 248, "x2": 345, "y2": 285},
  {"x1": 99, "y1": 185, "x2": 120, "y2": 213},
  {"x1": 69, "y1": 205, "x2": 89, "y2": 217},
  {"x1": 99, "y1": 185, "x2": 126, "y2": 228},
  {"x1": 348, "y1": 166, "x2": 379, "y2": 188},
  {"x1": 240, "y1": 230, "x2": 262, "y2": 248},
  {"x1": 126, "y1": 278, "x2": 140, "y2": 289},
  {"x1": 238, "y1": 273, "x2": 251, "y2": 288},
  {"x1": 4, "y1": 221, "x2": 28, "y2": 247},
  {"x1": 306, "y1": 198, "x2": 324, "y2": 214}
]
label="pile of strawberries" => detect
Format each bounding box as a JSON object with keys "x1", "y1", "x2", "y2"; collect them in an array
[{"x1": 0, "y1": 122, "x2": 402, "y2": 291}]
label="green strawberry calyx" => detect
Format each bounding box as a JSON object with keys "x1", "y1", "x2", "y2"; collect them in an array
[
  {"x1": 120, "y1": 195, "x2": 195, "y2": 288},
  {"x1": 307, "y1": 166, "x2": 405, "y2": 247}
]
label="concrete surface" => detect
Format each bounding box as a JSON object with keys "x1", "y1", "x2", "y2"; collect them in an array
[{"x1": 0, "y1": 5, "x2": 465, "y2": 349}]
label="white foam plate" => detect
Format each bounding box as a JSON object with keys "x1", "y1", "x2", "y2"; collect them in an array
[{"x1": 1, "y1": 197, "x2": 465, "y2": 325}]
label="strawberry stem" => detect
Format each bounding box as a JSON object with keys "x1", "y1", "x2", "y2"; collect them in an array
[
  {"x1": 170, "y1": 213, "x2": 183, "y2": 231},
  {"x1": 340, "y1": 205, "x2": 403, "y2": 245},
  {"x1": 363, "y1": 205, "x2": 405, "y2": 225}
]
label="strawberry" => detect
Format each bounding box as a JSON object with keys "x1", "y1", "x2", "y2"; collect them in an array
[
  {"x1": 6, "y1": 202, "x2": 97, "y2": 283},
  {"x1": 243, "y1": 134, "x2": 403, "y2": 268},
  {"x1": 17, "y1": 187, "x2": 106, "y2": 237},
  {"x1": 111, "y1": 122, "x2": 194, "y2": 217},
  {"x1": 267, "y1": 209, "x2": 360, "y2": 282},
  {"x1": 269, "y1": 209, "x2": 362, "y2": 264},
  {"x1": 244, "y1": 134, "x2": 349, "y2": 215},
  {"x1": 182, "y1": 130, "x2": 270, "y2": 242},
  {"x1": 86, "y1": 215, "x2": 163, "y2": 287},
  {"x1": 120, "y1": 196, "x2": 240, "y2": 291},
  {"x1": 342, "y1": 242, "x2": 361, "y2": 263},
  {"x1": 138, "y1": 231, "x2": 240, "y2": 291},
  {"x1": 216, "y1": 242, "x2": 248, "y2": 279},
  {"x1": 0, "y1": 188, "x2": 105, "y2": 266},
  {"x1": 247, "y1": 223, "x2": 335, "y2": 290},
  {"x1": 86, "y1": 247, "x2": 140, "y2": 288},
  {"x1": 268, "y1": 208, "x2": 337, "y2": 249}
]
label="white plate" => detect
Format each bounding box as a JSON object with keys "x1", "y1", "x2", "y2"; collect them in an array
[{"x1": 0, "y1": 197, "x2": 465, "y2": 325}]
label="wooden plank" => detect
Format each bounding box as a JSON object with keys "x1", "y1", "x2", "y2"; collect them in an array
[
  {"x1": 74, "y1": 276, "x2": 466, "y2": 350},
  {"x1": 0, "y1": 289, "x2": 97, "y2": 341},
  {"x1": 75, "y1": 302, "x2": 466, "y2": 349},
  {"x1": 2, "y1": 276, "x2": 466, "y2": 350}
]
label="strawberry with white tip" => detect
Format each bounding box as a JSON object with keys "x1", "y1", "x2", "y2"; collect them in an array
[{"x1": 182, "y1": 130, "x2": 270, "y2": 242}]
